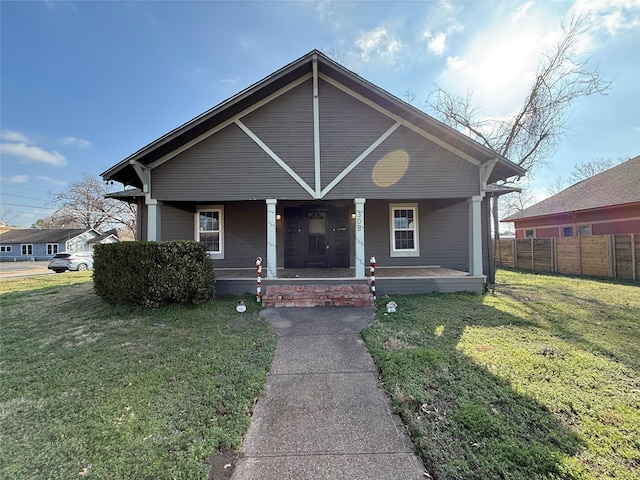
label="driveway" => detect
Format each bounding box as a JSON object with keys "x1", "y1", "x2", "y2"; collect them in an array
[{"x1": 0, "y1": 261, "x2": 52, "y2": 279}]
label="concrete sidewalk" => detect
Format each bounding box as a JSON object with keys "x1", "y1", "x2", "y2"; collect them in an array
[{"x1": 231, "y1": 307, "x2": 425, "y2": 480}]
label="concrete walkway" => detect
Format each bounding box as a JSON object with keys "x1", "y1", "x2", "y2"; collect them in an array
[{"x1": 231, "y1": 307, "x2": 425, "y2": 480}]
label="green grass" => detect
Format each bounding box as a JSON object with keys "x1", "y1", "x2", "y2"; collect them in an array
[
  {"x1": 0, "y1": 274, "x2": 277, "y2": 479},
  {"x1": 363, "y1": 269, "x2": 639, "y2": 480}
]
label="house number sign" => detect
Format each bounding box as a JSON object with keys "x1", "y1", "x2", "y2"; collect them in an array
[{"x1": 356, "y1": 210, "x2": 363, "y2": 232}]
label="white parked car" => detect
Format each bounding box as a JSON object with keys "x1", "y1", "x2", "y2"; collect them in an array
[{"x1": 48, "y1": 252, "x2": 94, "y2": 273}]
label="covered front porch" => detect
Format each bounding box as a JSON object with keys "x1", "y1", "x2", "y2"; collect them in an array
[{"x1": 215, "y1": 266, "x2": 486, "y2": 296}]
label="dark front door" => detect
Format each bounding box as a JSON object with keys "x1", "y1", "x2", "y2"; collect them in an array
[
  {"x1": 306, "y1": 211, "x2": 328, "y2": 267},
  {"x1": 284, "y1": 207, "x2": 349, "y2": 269}
]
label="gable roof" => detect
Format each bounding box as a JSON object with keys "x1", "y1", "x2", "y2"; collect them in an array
[
  {"x1": 503, "y1": 155, "x2": 640, "y2": 222},
  {"x1": 102, "y1": 50, "x2": 525, "y2": 188},
  {"x1": 0, "y1": 228, "x2": 95, "y2": 244}
]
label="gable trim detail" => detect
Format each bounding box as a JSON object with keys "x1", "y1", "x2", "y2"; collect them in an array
[
  {"x1": 148, "y1": 73, "x2": 313, "y2": 170},
  {"x1": 319, "y1": 73, "x2": 481, "y2": 167},
  {"x1": 320, "y1": 121, "x2": 401, "y2": 197},
  {"x1": 235, "y1": 119, "x2": 317, "y2": 198}
]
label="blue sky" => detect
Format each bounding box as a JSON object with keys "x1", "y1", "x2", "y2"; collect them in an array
[{"x1": 1, "y1": 0, "x2": 639, "y2": 227}]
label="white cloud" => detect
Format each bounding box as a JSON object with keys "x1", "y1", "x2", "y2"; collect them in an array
[
  {"x1": 1, "y1": 130, "x2": 33, "y2": 144},
  {"x1": 37, "y1": 175, "x2": 67, "y2": 186},
  {"x1": 512, "y1": 2, "x2": 535, "y2": 22},
  {"x1": 0, "y1": 143, "x2": 67, "y2": 167},
  {"x1": 316, "y1": 0, "x2": 339, "y2": 28},
  {"x1": 218, "y1": 77, "x2": 239, "y2": 86},
  {"x1": 447, "y1": 19, "x2": 465, "y2": 35},
  {"x1": 571, "y1": 0, "x2": 640, "y2": 36},
  {"x1": 425, "y1": 32, "x2": 447, "y2": 55},
  {"x1": 355, "y1": 26, "x2": 402, "y2": 63},
  {"x1": 0, "y1": 175, "x2": 29, "y2": 183},
  {"x1": 438, "y1": 7, "x2": 557, "y2": 116},
  {"x1": 59, "y1": 136, "x2": 91, "y2": 148}
]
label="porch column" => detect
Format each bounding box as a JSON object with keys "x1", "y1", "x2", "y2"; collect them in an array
[
  {"x1": 354, "y1": 198, "x2": 366, "y2": 278},
  {"x1": 266, "y1": 199, "x2": 278, "y2": 278},
  {"x1": 147, "y1": 199, "x2": 161, "y2": 241},
  {"x1": 468, "y1": 196, "x2": 483, "y2": 276}
]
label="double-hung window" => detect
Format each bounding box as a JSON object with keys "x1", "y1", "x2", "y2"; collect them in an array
[
  {"x1": 578, "y1": 225, "x2": 591, "y2": 236},
  {"x1": 47, "y1": 243, "x2": 58, "y2": 255},
  {"x1": 21, "y1": 244, "x2": 33, "y2": 256},
  {"x1": 561, "y1": 226, "x2": 573, "y2": 237},
  {"x1": 196, "y1": 206, "x2": 224, "y2": 259},
  {"x1": 390, "y1": 204, "x2": 419, "y2": 257}
]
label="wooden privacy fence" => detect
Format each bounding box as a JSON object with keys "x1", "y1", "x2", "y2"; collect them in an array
[{"x1": 495, "y1": 234, "x2": 639, "y2": 281}]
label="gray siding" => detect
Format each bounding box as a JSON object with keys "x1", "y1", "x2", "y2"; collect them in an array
[
  {"x1": 324, "y1": 126, "x2": 480, "y2": 200},
  {"x1": 152, "y1": 123, "x2": 311, "y2": 201},
  {"x1": 223, "y1": 202, "x2": 266, "y2": 268},
  {"x1": 364, "y1": 199, "x2": 470, "y2": 271},
  {"x1": 161, "y1": 204, "x2": 194, "y2": 240},
  {"x1": 318, "y1": 80, "x2": 395, "y2": 186},
  {"x1": 151, "y1": 78, "x2": 481, "y2": 203},
  {"x1": 157, "y1": 201, "x2": 266, "y2": 269},
  {"x1": 242, "y1": 79, "x2": 315, "y2": 187}
]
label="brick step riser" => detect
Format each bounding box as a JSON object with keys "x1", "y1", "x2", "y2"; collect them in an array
[{"x1": 262, "y1": 284, "x2": 374, "y2": 308}]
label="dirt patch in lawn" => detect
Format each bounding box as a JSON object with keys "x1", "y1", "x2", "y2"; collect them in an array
[{"x1": 208, "y1": 449, "x2": 240, "y2": 480}]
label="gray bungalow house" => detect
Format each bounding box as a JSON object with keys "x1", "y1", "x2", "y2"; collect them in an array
[
  {"x1": 0, "y1": 228, "x2": 119, "y2": 261},
  {"x1": 101, "y1": 50, "x2": 525, "y2": 298}
]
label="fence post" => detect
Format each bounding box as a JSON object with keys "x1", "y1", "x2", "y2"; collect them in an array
[
  {"x1": 530, "y1": 238, "x2": 534, "y2": 271},
  {"x1": 578, "y1": 237, "x2": 583, "y2": 276},
  {"x1": 552, "y1": 237, "x2": 557, "y2": 273},
  {"x1": 632, "y1": 234, "x2": 637, "y2": 281},
  {"x1": 513, "y1": 238, "x2": 518, "y2": 269},
  {"x1": 609, "y1": 234, "x2": 616, "y2": 278}
]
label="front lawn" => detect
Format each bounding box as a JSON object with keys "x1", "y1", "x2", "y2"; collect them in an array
[
  {"x1": 0, "y1": 273, "x2": 276, "y2": 479},
  {"x1": 363, "y1": 270, "x2": 639, "y2": 480}
]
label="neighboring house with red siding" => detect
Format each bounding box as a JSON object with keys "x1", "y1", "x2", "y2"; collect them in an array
[
  {"x1": 503, "y1": 156, "x2": 640, "y2": 239},
  {"x1": 102, "y1": 50, "x2": 525, "y2": 295}
]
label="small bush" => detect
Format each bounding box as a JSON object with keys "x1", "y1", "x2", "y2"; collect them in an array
[{"x1": 93, "y1": 241, "x2": 215, "y2": 307}]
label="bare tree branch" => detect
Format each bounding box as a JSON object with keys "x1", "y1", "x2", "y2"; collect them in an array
[{"x1": 50, "y1": 175, "x2": 136, "y2": 237}]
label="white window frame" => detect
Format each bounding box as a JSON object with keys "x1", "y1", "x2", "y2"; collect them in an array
[
  {"x1": 389, "y1": 203, "x2": 420, "y2": 257},
  {"x1": 561, "y1": 226, "x2": 573, "y2": 237},
  {"x1": 21, "y1": 244, "x2": 33, "y2": 256},
  {"x1": 195, "y1": 205, "x2": 224, "y2": 260},
  {"x1": 578, "y1": 225, "x2": 591, "y2": 236},
  {"x1": 47, "y1": 243, "x2": 58, "y2": 255},
  {"x1": 0, "y1": 245, "x2": 12, "y2": 252}
]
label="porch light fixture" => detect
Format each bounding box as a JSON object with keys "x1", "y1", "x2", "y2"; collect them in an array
[
  {"x1": 276, "y1": 214, "x2": 282, "y2": 220},
  {"x1": 351, "y1": 213, "x2": 356, "y2": 219}
]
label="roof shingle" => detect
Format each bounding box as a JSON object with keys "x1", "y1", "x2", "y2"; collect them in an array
[
  {"x1": 503, "y1": 156, "x2": 640, "y2": 221},
  {"x1": 0, "y1": 229, "x2": 92, "y2": 244}
]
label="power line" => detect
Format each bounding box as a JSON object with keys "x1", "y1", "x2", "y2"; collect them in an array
[
  {"x1": 0, "y1": 192, "x2": 51, "y2": 202},
  {"x1": 0, "y1": 202, "x2": 55, "y2": 210}
]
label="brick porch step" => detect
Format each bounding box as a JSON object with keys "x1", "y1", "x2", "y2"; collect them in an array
[{"x1": 262, "y1": 283, "x2": 374, "y2": 308}]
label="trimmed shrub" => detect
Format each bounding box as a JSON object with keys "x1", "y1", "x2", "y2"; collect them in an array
[{"x1": 93, "y1": 241, "x2": 215, "y2": 307}]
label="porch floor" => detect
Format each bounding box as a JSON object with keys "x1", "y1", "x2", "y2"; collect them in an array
[{"x1": 215, "y1": 266, "x2": 471, "y2": 279}]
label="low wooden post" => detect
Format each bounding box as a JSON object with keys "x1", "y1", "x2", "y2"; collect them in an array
[
  {"x1": 256, "y1": 256, "x2": 262, "y2": 303},
  {"x1": 370, "y1": 256, "x2": 376, "y2": 301}
]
